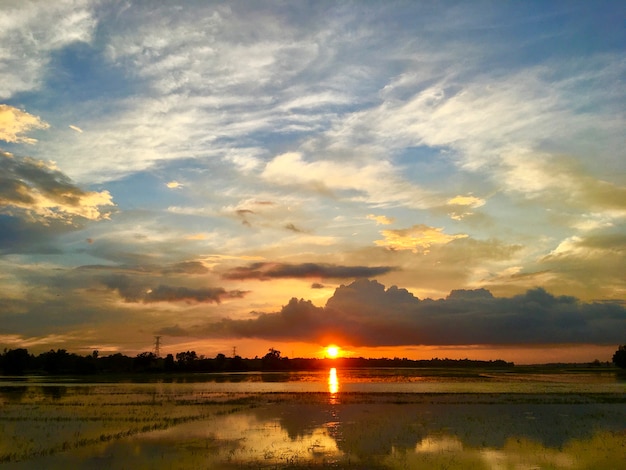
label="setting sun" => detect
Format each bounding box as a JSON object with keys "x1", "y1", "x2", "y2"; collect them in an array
[{"x1": 326, "y1": 345, "x2": 340, "y2": 358}]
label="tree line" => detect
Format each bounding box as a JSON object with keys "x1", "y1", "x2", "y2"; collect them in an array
[
  {"x1": 0, "y1": 347, "x2": 521, "y2": 375},
  {"x1": 3, "y1": 345, "x2": 625, "y2": 375}
]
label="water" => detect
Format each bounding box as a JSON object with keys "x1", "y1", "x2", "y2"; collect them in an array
[{"x1": 1, "y1": 368, "x2": 624, "y2": 469}]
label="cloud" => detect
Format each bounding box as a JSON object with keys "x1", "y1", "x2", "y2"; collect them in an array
[
  {"x1": 0, "y1": 214, "x2": 66, "y2": 254},
  {"x1": 0, "y1": 105, "x2": 49, "y2": 144},
  {"x1": 375, "y1": 224, "x2": 468, "y2": 253},
  {"x1": 446, "y1": 195, "x2": 484, "y2": 207},
  {"x1": 68, "y1": 125, "x2": 83, "y2": 133},
  {"x1": 284, "y1": 223, "x2": 307, "y2": 233},
  {"x1": 262, "y1": 152, "x2": 435, "y2": 209},
  {"x1": 445, "y1": 194, "x2": 486, "y2": 220},
  {"x1": 198, "y1": 279, "x2": 626, "y2": 346},
  {"x1": 222, "y1": 262, "x2": 396, "y2": 281},
  {"x1": 102, "y1": 274, "x2": 247, "y2": 304},
  {"x1": 0, "y1": 151, "x2": 114, "y2": 223},
  {"x1": 166, "y1": 180, "x2": 182, "y2": 189},
  {"x1": 367, "y1": 214, "x2": 394, "y2": 225},
  {"x1": 163, "y1": 261, "x2": 209, "y2": 275}
]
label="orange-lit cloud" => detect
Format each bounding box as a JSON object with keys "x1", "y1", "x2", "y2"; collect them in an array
[
  {"x1": 166, "y1": 180, "x2": 182, "y2": 189},
  {"x1": 375, "y1": 224, "x2": 468, "y2": 253},
  {"x1": 0, "y1": 104, "x2": 49, "y2": 144},
  {"x1": 447, "y1": 195, "x2": 485, "y2": 207},
  {"x1": 367, "y1": 214, "x2": 395, "y2": 225}
]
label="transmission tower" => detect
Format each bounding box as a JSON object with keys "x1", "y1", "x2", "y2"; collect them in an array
[
  {"x1": 232, "y1": 346, "x2": 237, "y2": 357},
  {"x1": 154, "y1": 336, "x2": 162, "y2": 357}
]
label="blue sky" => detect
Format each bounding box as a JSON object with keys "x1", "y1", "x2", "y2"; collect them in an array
[{"x1": 1, "y1": 1, "x2": 624, "y2": 362}]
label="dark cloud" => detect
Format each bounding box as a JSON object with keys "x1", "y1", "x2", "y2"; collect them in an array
[
  {"x1": 222, "y1": 262, "x2": 396, "y2": 281},
  {"x1": 199, "y1": 279, "x2": 626, "y2": 346},
  {"x1": 102, "y1": 275, "x2": 247, "y2": 304},
  {"x1": 311, "y1": 283, "x2": 325, "y2": 289}
]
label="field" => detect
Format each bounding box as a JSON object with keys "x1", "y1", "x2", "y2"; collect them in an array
[{"x1": 0, "y1": 368, "x2": 625, "y2": 469}]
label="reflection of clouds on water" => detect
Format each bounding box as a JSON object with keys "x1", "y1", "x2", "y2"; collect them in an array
[
  {"x1": 106, "y1": 405, "x2": 626, "y2": 469},
  {"x1": 415, "y1": 435, "x2": 463, "y2": 453}
]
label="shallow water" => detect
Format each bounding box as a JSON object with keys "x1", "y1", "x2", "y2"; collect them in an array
[{"x1": 1, "y1": 368, "x2": 625, "y2": 469}]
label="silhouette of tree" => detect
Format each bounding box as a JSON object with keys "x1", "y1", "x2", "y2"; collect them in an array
[
  {"x1": 613, "y1": 345, "x2": 626, "y2": 369},
  {"x1": 175, "y1": 350, "x2": 198, "y2": 371},
  {"x1": 134, "y1": 351, "x2": 158, "y2": 371},
  {"x1": 164, "y1": 354, "x2": 175, "y2": 372},
  {"x1": 1, "y1": 348, "x2": 32, "y2": 375},
  {"x1": 262, "y1": 348, "x2": 284, "y2": 370}
]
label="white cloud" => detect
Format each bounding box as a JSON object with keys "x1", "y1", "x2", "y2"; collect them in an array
[{"x1": 262, "y1": 152, "x2": 435, "y2": 209}]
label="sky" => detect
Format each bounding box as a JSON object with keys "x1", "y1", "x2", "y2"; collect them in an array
[{"x1": 1, "y1": 1, "x2": 625, "y2": 364}]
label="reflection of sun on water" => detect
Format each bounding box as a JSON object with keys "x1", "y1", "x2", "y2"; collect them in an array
[{"x1": 328, "y1": 367, "x2": 339, "y2": 397}]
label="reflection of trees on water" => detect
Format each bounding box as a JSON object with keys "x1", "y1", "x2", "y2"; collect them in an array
[
  {"x1": 0, "y1": 385, "x2": 28, "y2": 402},
  {"x1": 41, "y1": 385, "x2": 67, "y2": 400}
]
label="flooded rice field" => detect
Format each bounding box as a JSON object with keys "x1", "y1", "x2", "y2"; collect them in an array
[{"x1": 1, "y1": 368, "x2": 624, "y2": 469}]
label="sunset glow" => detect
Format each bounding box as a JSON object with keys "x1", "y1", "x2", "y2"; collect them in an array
[
  {"x1": 326, "y1": 346, "x2": 340, "y2": 359},
  {"x1": 0, "y1": 1, "x2": 624, "y2": 364}
]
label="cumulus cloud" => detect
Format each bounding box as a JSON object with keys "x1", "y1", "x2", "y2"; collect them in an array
[
  {"x1": 0, "y1": 152, "x2": 114, "y2": 223},
  {"x1": 0, "y1": 105, "x2": 50, "y2": 143},
  {"x1": 375, "y1": 224, "x2": 468, "y2": 253},
  {"x1": 102, "y1": 274, "x2": 247, "y2": 304},
  {"x1": 222, "y1": 262, "x2": 396, "y2": 281},
  {"x1": 198, "y1": 279, "x2": 625, "y2": 346}
]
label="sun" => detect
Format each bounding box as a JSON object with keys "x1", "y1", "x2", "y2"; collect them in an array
[{"x1": 325, "y1": 345, "x2": 340, "y2": 358}]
